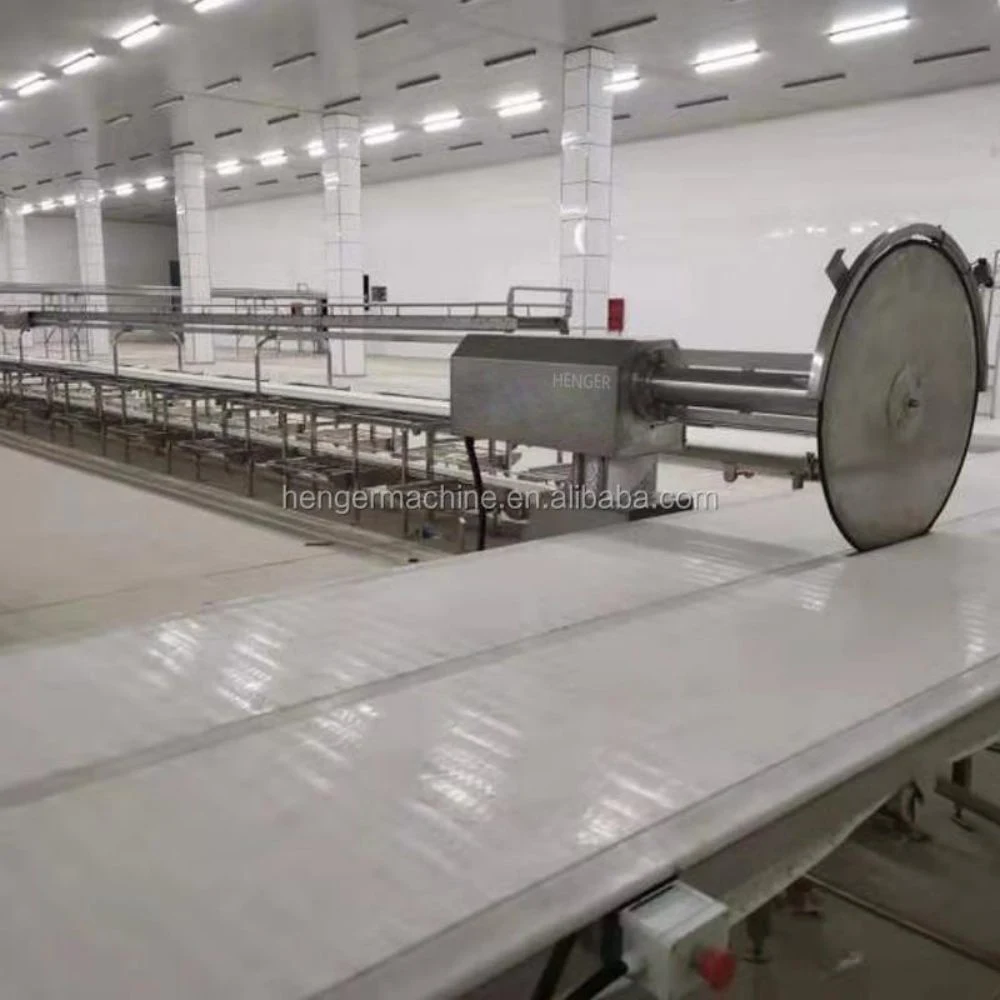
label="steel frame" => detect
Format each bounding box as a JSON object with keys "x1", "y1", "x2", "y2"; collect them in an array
[{"x1": 0, "y1": 356, "x2": 540, "y2": 552}]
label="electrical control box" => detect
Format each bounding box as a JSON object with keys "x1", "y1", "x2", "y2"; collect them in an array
[{"x1": 621, "y1": 883, "x2": 735, "y2": 998}]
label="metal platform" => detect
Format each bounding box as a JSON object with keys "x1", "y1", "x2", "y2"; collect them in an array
[{"x1": 2, "y1": 453, "x2": 1000, "y2": 998}]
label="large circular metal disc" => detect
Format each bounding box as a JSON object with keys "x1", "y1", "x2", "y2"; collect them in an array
[{"x1": 818, "y1": 237, "x2": 979, "y2": 551}]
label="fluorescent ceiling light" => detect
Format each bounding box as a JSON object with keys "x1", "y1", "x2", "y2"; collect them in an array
[
  {"x1": 216, "y1": 158, "x2": 242, "y2": 175},
  {"x1": 363, "y1": 124, "x2": 399, "y2": 145},
  {"x1": 145, "y1": 175, "x2": 167, "y2": 191},
  {"x1": 60, "y1": 51, "x2": 101, "y2": 76},
  {"x1": 114, "y1": 183, "x2": 135, "y2": 197},
  {"x1": 693, "y1": 41, "x2": 761, "y2": 74},
  {"x1": 20, "y1": 204, "x2": 35, "y2": 215},
  {"x1": 39, "y1": 199, "x2": 56, "y2": 212},
  {"x1": 117, "y1": 16, "x2": 163, "y2": 49},
  {"x1": 422, "y1": 109, "x2": 462, "y2": 133},
  {"x1": 605, "y1": 68, "x2": 641, "y2": 93},
  {"x1": 14, "y1": 73, "x2": 53, "y2": 97},
  {"x1": 828, "y1": 7, "x2": 910, "y2": 44},
  {"x1": 191, "y1": 0, "x2": 239, "y2": 11},
  {"x1": 306, "y1": 139, "x2": 326, "y2": 158},
  {"x1": 496, "y1": 91, "x2": 543, "y2": 118},
  {"x1": 257, "y1": 148, "x2": 288, "y2": 166},
  {"x1": 61, "y1": 195, "x2": 77, "y2": 207}
]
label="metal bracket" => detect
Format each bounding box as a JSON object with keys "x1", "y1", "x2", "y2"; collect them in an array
[{"x1": 825, "y1": 248, "x2": 850, "y2": 292}]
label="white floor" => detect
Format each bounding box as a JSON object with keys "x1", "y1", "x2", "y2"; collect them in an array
[{"x1": 0, "y1": 446, "x2": 395, "y2": 649}]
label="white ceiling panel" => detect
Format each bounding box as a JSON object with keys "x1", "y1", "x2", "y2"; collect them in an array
[{"x1": 1, "y1": 0, "x2": 999, "y2": 222}]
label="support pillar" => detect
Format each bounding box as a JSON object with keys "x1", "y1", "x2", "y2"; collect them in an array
[
  {"x1": 560, "y1": 47, "x2": 614, "y2": 337},
  {"x1": 74, "y1": 179, "x2": 110, "y2": 357},
  {"x1": 173, "y1": 151, "x2": 214, "y2": 365},
  {"x1": 321, "y1": 113, "x2": 366, "y2": 376},
  {"x1": 1, "y1": 196, "x2": 32, "y2": 350},
  {"x1": 560, "y1": 49, "x2": 656, "y2": 495}
]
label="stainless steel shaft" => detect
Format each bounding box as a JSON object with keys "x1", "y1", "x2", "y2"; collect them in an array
[{"x1": 645, "y1": 371, "x2": 818, "y2": 418}]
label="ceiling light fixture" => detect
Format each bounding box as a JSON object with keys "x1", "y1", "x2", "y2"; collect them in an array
[
  {"x1": 356, "y1": 17, "x2": 408, "y2": 41},
  {"x1": 20, "y1": 204, "x2": 36, "y2": 215},
  {"x1": 39, "y1": 199, "x2": 56, "y2": 212},
  {"x1": 422, "y1": 109, "x2": 463, "y2": 133},
  {"x1": 828, "y1": 7, "x2": 911, "y2": 44},
  {"x1": 105, "y1": 113, "x2": 132, "y2": 126},
  {"x1": 114, "y1": 183, "x2": 136, "y2": 197},
  {"x1": 216, "y1": 158, "x2": 243, "y2": 175},
  {"x1": 483, "y1": 47, "x2": 537, "y2": 69},
  {"x1": 272, "y1": 51, "x2": 316, "y2": 71},
  {"x1": 605, "y1": 68, "x2": 641, "y2": 93},
  {"x1": 693, "y1": 41, "x2": 762, "y2": 74},
  {"x1": 14, "y1": 73, "x2": 54, "y2": 97},
  {"x1": 61, "y1": 195, "x2": 77, "y2": 208},
  {"x1": 205, "y1": 75, "x2": 241, "y2": 91},
  {"x1": 257, "y1": 148, "x2": 288, "y2": 166},
  {"x1": 116, "y1": 16, "x2": 163, "y2": 49},
  {"x1": 191, "y1": 0, "x2": 240, "y2": 12},
  {"x1": 145, "y1": 175, "x2": 167, "y2": 191},
  {"x1": 496, "y1": 91, "x2": 543, "y2": 118},
  {"x1": 362, "y1": 124, "x2": 399, "y2": 145},
  {"x1": 591, "y1": 14, "x2": 658, "y2": 40},
  {"x1": 306, "y1": 139, "x2": 326, "y2": 158},
  {"x1": 60, "y1": 51, "x2": 101, "y2": 76},
  {"x1": 397, "y1": 73, "x2": 441, "y2": 91}
]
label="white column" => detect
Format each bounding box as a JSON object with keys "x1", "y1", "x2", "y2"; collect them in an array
[
  {"x1": 560, "y1": 47, "x2": 614, "y2": 337},
  {"x1": 561, "y1": 49, "x2": 655, "y2": 494},
  {"x1": 321, "y1": 113, "x2": 365, "y2": 376},
  {"x1": 173, "y1": 151, "x2": 215, "y2": 365},
  {"x1": 1, "y1": 196, "x2": 33, "y2": 350},
  {"x1": 74, "y1": 179, "x2": 110, "y2": 357}
]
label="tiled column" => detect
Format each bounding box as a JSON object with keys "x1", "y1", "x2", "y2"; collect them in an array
[
  {"x1": 173, "y1": 151, "x2": 214, "y2": 364},
  {"x1": 560, "y1": 47, "x2": 614, "y2": 337},
  {"x1": 321, "y1": 113, "x2": 365, "y2": 376},
  {"x1": 74, "y1": 179, "x2": 110, "y2": 357},
  {"x1": 561, "y1": 49, "x2": 655, "y2": 495},
  {"x1": 1, "y1": 196, "x2": 33, "y2": 350}
]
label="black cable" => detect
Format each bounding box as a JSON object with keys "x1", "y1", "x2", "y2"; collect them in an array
[
  {"x1": 530, "y1": 933, "x2": 576, "y2": 1000},
  {"x1": 464, "y1": 435, "x2": 487, "y2": 551},
  {"x1": 558, "y1": 960, "x2": 629, "y2": 1000}
]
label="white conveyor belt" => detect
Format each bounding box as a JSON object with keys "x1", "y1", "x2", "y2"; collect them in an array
[
  {"x1": 0, "y1": 354, "x2": 452, "y2": 419},
  {"x1": 2, "y1": 457, "x2": 1000, "y2": 999}
]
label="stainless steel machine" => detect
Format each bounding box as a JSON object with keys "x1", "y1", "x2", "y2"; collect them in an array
[{"x1": 452, "y1": 224, "x2": 989, "y2": 550}]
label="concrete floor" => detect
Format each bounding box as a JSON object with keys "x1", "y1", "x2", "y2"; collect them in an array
[{"x1": 0, "y1": 444, "x2": 395, "y2": 649}]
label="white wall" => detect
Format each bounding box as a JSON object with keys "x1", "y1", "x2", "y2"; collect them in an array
[
  {"x1": 206, "y1": 80, "x2": 1000, "y2": 358},
  {"x1": 0, "y1": 217, "x2": 177, "y2": 287}
]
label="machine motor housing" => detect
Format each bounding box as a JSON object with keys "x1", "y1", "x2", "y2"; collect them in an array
[{"x1": 450, "y1": 334, "x2": 684, "y2": 458}]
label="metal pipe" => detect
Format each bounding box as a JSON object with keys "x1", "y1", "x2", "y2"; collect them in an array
[
  {"x1": 667, "y1": 367, "x2": 810, "y2": 390},
  {"x1": 683, "y1": 408, "x2": 817, "y2": 436},
  {"x1": 682, "y1": 349, "x2": 813, "y2": 373},
  {"x1": 646, "y1": 376, "x2": 818, "y2": 417},
  {"x1": 806, "y1": 875, "x2": 1000, "y2": 974}
]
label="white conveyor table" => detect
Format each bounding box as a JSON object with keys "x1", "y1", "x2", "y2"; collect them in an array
[
  {"x1": 3, "y1": 456, "x2": 1000, "y2": 999},
  {"x1": 0, "y1": 354, "x2": 452, "y2": 419}
]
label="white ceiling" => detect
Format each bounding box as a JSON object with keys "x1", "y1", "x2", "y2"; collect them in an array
[{"x1": 2, "y1": 0, "x2": 1000, "y2": 222}]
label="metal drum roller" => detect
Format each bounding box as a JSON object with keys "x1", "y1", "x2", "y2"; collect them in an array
[{"x1": 452, "y1": 223, "x2": 990, "y2": 551}]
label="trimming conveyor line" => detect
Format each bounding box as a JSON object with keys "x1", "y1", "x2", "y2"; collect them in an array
[{"x1": 1, "y1": 456, "x2": 1000, "y2": 998}]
